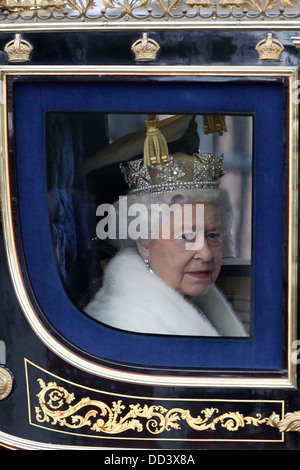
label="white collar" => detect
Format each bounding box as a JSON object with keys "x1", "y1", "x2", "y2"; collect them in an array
[{"x1": 85, "y1": 248, "x2": 246, "y2": 337}]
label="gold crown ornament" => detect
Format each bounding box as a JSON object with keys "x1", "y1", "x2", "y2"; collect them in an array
[
  {"x1": 80, "y1": 114, "x2": 193, "y2": 175},
  {"x1": 120, "y1": 115, "x2": 225, "y2": 195},
  {"x1": 4, "y1": 34, "x2": 33, "y2": 63},
  {"x1": 203, "y1": 115, "x2": 228, "y2": 136},
  {"x1": 131, "y1": 33, "x2": 160, "y2": 62},
  {"x1": 80, "y1": 114, "x2": 226, "y2": 195},
  {"x1": 255, "y1": 33, "x2": 284, "y2": 61}
]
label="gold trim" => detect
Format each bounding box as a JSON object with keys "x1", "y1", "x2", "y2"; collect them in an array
[
  {"x1": 34, "y1": 379, "x2": 272, "y2": 435},
  {"x1": 0, "y1": 65, "x2": 298, "y2": 389},
  {"x1": 291, "y1": 37, "x2": 300, "y2": 49},
  {"x1": 0, "y1": 0, "x2": 298, "y2": 27},
  {"x1": 287, "y1": 65, "x2": 298, "y2": 388},
  {"x1": 0, "y1": 20, "x2": 299, "y2": 32},
  {"x1": 0, "y1": 430, "x2": 100, "y2": 449},
  {"x1": 0, "y1": 64, "x2": 298, "y2": 75},
  {"x1": 25, "y1": 359, "x2": 285, "y2": 442}
]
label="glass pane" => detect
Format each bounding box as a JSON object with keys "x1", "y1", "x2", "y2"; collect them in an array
[{"x1": 46, "y1": 112, "x2": 252, "y2": 337}]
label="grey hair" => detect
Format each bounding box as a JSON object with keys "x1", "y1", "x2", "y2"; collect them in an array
[{"x1": 108, "y1": 187, "x2": 233, "y2": 249}]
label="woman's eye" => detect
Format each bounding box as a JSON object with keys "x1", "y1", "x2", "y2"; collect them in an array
[{"x1": 206, "y1": 232, "x2": 221, "y2": 243}]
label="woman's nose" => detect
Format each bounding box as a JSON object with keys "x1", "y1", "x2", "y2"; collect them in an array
[{"x1": 193, "y1": 239, "x2": 213, "y2": 262}]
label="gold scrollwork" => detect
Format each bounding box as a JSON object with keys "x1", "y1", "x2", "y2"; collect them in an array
[
  {"x1": 35, "y1": 379, "x2": 273, "y2": 435},
  {"x1": 103, "y1": 0, "x2": 151, "y2": 14},
  {"x1": 268, "y1": 411, "x2": 300, "y2": 433},
  {"x1": 0, "y1": 0, "x2": 298, "y2": 22}
]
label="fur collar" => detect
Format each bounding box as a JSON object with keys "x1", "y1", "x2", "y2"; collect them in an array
[{"x1": 85, "y1": 248, "x2": 246, "y2": 337}]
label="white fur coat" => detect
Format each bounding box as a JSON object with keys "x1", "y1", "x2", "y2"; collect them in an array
[{"x1": 85, "y1": 248, "x2": 246, "y2": 337}]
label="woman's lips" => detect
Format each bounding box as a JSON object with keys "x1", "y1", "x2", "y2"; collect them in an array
[{"x1": 187, "y1": 271, "x2": 211, "y2": 279}]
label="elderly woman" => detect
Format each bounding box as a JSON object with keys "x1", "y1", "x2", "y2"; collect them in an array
[{"x1": 84, "y1": 116, "x2": 246, "y2": 337}]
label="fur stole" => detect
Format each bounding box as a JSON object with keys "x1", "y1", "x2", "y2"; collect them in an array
[{"x1": 85, "y1": 248, "x2": 246, "y2": 337}]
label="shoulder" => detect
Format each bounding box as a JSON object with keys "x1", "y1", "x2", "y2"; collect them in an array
[
  {"x1": 194, "y1": 284, "x2": 247, "y2": 337},
  {"x1": 84, "y1": 248, "x2": 219, "y2": 336}
]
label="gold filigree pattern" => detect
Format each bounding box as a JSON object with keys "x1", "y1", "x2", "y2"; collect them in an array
[
  {"x1": 35, "y1": 380, "x2": 273, "y2": 435},
  {"x1": 268, "y1": 411, "x2": 300, "y2": 433},
  {"x1": 247, "y1": 0, "x2": 276, "y2": 12},
  {"x1": 102, "y1": 0, "x2": 150, "y2": 14},
  {"x1": 0, "y1": 0, "x2": 298, "y2": 22},
  {"x1": 66, "y1": 0, "x2": 95, "y2": 14}
]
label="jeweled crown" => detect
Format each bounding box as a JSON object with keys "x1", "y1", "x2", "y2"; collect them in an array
[
  {"x1": 120, "y1": 115, "x2": 225, "y2": 195},
  {"x1": 4, "y1": 34, "x2": 33, "y2": 63}
]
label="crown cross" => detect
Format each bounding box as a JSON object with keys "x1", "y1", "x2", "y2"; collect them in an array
[
  {"x1": 131, "y1": 33, "x2": 160, "y2": 62},
  {"x1": 4, "y1": 34, "x2": 33, "y2": 63},
  {"x1": 255, "y1": 33, "x2": 284, "y2": 61}
]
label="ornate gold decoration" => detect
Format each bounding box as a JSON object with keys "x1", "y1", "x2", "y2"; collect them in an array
[
  {"x1": 143, "y1": 114, "x2": 169, "y2": 165},
  {"x1": 219, "y1": 0, "x2": 243, "y2": 7},
  {"x1": 34, "y1": 379, "x2": 300, "y2": 437},
  {"x1": 66, "y1": 0, "x2": 95, "y2": 14},
  {"x1": 0, "y1": 367, "x2": 13, "y2": 400},
  {"x1": 0, "y1": 0, "x2": 298, "y2": 23},
  {"x1": 291, "y1": 37, "x2": 300, "y2": 49},
  {"x1": 4, "y1": 34, "x2": 33, "y2": 63},
  {"x1": 131, "y1": 34, "x2": 160, "y2": 62},
  {"x1": 119, "y1": 114, "x2": 225, "y2": 194},
  {"x1": 203, "y1": 115, "x2": 228, "y2": 136},
  {"x1": 255, "y1": 33, "x2": 284, "y2": 61},
  {"x1": 35, "y1": 379, "x2": 272, "y2": 435},
  {"x1": 268, "y1": 411, "x2": 300, "y2": 433},
  {"x1": 103, "y1": 0, "x2": 150, "y2": 14},
  {"x1": 185, "y1": 0, "x2": 211, "y2": 8},
  {"x1": 0, "y1": 0, "x2": 66, "y2": 13}
]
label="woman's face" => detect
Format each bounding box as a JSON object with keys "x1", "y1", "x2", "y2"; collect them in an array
[{"x1": 137, "y1": 202, "x2": 224, "y2": 298}]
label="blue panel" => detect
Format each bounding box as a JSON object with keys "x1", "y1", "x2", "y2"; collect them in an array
[{"x1": 13, "y1": 79, "x2": 284, "y2": 370}]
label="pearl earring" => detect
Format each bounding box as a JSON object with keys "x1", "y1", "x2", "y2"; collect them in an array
[{"x1": 144, "y1": 258, "x2": 154, "y2": 274}]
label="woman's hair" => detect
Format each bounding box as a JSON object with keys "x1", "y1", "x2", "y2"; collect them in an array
[{"x1": 109, "y1": 186, "x2": 233, "y2": 249}]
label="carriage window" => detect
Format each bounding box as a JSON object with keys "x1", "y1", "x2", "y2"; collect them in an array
[{"x1": 46, "y1": 112, "x2": 253, "y2": 337}]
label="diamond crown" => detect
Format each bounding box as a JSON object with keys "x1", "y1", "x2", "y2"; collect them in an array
[
  {"x1": 120, "y1": 152, "x2": 225, "y2": 195},
  {"x1": 120, "y1": 115, "x2": 225, "y2": 194}
]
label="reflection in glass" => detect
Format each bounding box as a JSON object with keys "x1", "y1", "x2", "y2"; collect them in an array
[{"x1": 46, "y1": 113, "x2": 252, "y2": 336}]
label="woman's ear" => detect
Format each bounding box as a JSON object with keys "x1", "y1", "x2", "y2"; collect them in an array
[{"x1": 136, "y1": 239, "x2": 150, "y2": 260}]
